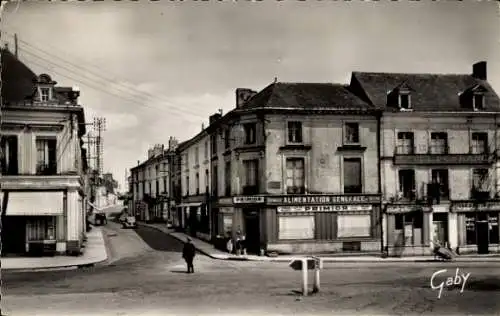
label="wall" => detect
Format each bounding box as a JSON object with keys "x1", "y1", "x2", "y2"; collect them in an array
[
  {"x1": 264, "y1": 114, "x2": 379, "y2": 194},
  {"x1": 181, "y1": 133, "x2": 210, "y2": 197}
]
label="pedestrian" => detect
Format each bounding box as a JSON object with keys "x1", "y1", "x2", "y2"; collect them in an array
[{"x1": 182, "y1": 237, "x2": 196, "y2": 273}]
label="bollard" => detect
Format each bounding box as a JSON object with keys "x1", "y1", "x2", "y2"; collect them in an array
[
  {"x1": 301, "y1": 258, "x2": 308, "y2": 296},
  {"x1": 312, "y1": 259, "x2": 321, "y2": 293}
]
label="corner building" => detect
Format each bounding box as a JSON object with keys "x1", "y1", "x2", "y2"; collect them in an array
[
  {"x1": 207, "y1": 84, "x2": 383, "y2": 254},
  {"x1": 352, "y1": 61, "x2": 500, "y2": 256}
]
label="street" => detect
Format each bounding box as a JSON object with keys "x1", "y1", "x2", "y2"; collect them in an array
[{"x1": 3, "y1": 223, "x2": 500, "y2": 316}]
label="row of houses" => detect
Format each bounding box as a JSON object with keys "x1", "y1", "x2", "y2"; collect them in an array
[
  {"x1": 129, "y1": 61, "x2": 500, "y2": 257},
  {"x1": 1, "y1": 47, "x2": 90, "y2": 257}
]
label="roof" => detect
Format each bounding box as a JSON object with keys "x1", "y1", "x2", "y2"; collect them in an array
[
  {"x1": 351, "y1": 71, "x2": 500, "y2": 112},
  {"x1": 240, "y1": 82, "x2": 374, "y2": 111},
  {"x1": 1, "y1": 48, "x2": 37, "y2": 103},
  {"x1": 1, "y1": 48, "x2": 79, "y2": 105}
]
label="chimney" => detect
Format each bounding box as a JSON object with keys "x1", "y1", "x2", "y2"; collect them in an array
[
  {"x1": 236, "y1": 88, "x2": 258, "y2": 108},
  {"x1": 209, "y1": 113, "x2": 222, "y2": 125},
  {"x1": 168, "y1": 137, "x2": 178, "y2": 150},
  {"x1": 202, "y1": 123, "x2": 205, "y2": 130},
  {"x1": 148, "y1": 148, "x2": 154, "y2": 159},
  {"x1": 473, "y1": 61, "x2": 487, "y2": 80},
  {"x1": 137, "y1": 160, "x2": 140, "y2": 166}
]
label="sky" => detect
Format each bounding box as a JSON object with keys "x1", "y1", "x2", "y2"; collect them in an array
[{"x1": 1, "y1": 0, "x2": 499, "y2": 192}]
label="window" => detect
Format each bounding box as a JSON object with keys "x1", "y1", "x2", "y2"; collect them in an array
[
  {"x1": 195, "y1": 173, "x2": 200, "y2": 195},
  {"x1": 430, "y1": 132, "x2": 447, "y2": 154},
  {"x1": 466, "y1": 214, "x2": 476, "y2": 245},
  {"x1": 431, "y1": 169, "x2": 449, "y2": 200},
  {"x1": 399, "y1": 93, "x2": 411, "y2": 109},
  {"x1": 204, "y1": 141, "x2": 208, "y2": 159},
  {"x1": 40, "y1": 88, "x2": 50, "y2": 102},
  {"x1": 344, "y1": 122, "x2": 359, "y2": 144},
  {"x1": 224, "y1": 129, "x2": 231, "y2": 149},
  {"x1": 148, "y1": 182, "x2": 152, "y2": 194},
  {"x1": 163, "y1": 177, "x2": 167, "y2": 195},
  {"x1": 398, "y1": 169, "x2": 416, "y2": 200},
  {"x1": 185, "y1": 153, "x2": 189, "y2": 167},
  {"x1": 472, "y1": 168, "x2": 489, "y2": 199},
  {"x1": 278, "y1": 215, "x2": 315, "y2": 240},
  {"x1": 1, "y1": 135, "x2": 18, "y2": 175},
  {"x1": 474, "y1": 93, "x2": 484, "y2": 110},
  {"x1": 244, "y1": 123, "x2": 256, "y2": 144},
  {"x1": 212, "y1": 165, "x2": 218, "y2": 196},
  {"x1": 286, "y1": 158, "x2": 305, "y2": 194},
  {"x1": 343, "y1": 158, "x2": 362, "y2": 194},
  {"x1": 205, "y1": 169, "x2": 209, "y2": 193},
  {"x1": 223, "y1": 214, "x2": 233, "y2": 236},
  {"x1": 395, "y1": 211, "x2": 423, "y2": 246},
  {"x1": 287, "y1": 121, "x2": 303, "y2": 143},
  {"x1": 195, "y1": 147, "x2": 199, "y2": 164},
  {"x1": 186, "y1": 176, "x2": 190, "y2": 196},
  {"x1": 156, "y1": 180, "x2": 159, "y2": 196},
  {"x1": 489, "y1": 213, "x2": 499, "y2": 244},
  {"x1": 397, "y1": 132, "x2": 414, "y2": 154},
  {"x1": 27, "y1": 217, "x2": 56, "y2": 241},
  {"x1": 224, "y1": 161, "x2": 231, "y2": 196},
  {"x1": 36, "y1": 138, "x2": 57, "y2": 175},
  {"x1": 243, "y1": 159, "x2": 259, "y2": 194},
  {"x1": 337, "y1": 214, "x2": 371, "y2": 238},
  {"x1": 472, "y1": 132, "x2": 488, "y2": 154},
  {"x1": 211, "y1": 135, "x2": 217, "y2": 156}
]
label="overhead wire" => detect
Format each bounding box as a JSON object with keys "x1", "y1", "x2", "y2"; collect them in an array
[{"x1": 2, "y1": 31, "x2": 210, "y2": 117}]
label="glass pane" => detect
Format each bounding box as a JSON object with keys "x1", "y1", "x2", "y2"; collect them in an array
[{"x1": 344, "y1": 159, "x2": 361, "y2": 187}]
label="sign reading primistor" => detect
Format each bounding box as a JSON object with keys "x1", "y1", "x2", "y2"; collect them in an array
[{"x1": 278, "y1": 215, "x2": 315, "y2": 240}]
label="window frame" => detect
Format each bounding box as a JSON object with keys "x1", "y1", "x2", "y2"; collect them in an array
[
  {"x1": 344, "y1": 122, "x2": 360, "y2": 145},
  {"x1": 243, "y1": 123, "x2": 257, "y2": 145},
  {"x1": 398, "y1": 169, "x2": 416, "y2": 200},
  {"x1": 398, "y1": 92, "x2": 411, "y2": 110},
  {"x1": 285, "y1": 157, "x2": 305, "y2": 194},
  {"x1": 473, "y1": 93, "x2": 485, "y2": 110},
  {"x1": 342, "y1": 157, "x2": 363, "y2": 194},
  {"x1": 396, "y1": 131, "x2": 414, "y2": 154},
  {"x1": 471, "y1": 132, "x2": 488, "y2": 154},
  {"x1": 287, "y1": 121, "x2": 303, "y2": 144},
  {"x1": 430, "y1": 132, "x2": 448, "y2": 154}
]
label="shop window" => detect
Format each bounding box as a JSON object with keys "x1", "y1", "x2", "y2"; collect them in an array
[
  {"x1": 489, "y1": 213, "x2": 499, "y2": 244},
  {"x1": 395, "y1": 214, "x2": 404, "y2": 230},
  {"x1": 430, "y1": 132, "x2": 448, "y2": 154},
  {"x1": 223, "y1": 214, "x2": 233, "y2": 237},
  {"x1": 465, "y1": 213, "x2": 476, "y2": 245},
  {"x1": 27, "y1": 217, "x2": 56, "y2": 241},
  {"x1": 286, "y1": 158, "x2": 305, "y2": 194},
  {"x1": 396, "y1": 132, "x2": 414, "y2": 154},
  {"x1": 337, "y1": 214, "x2": 371, "y2": 238},
  {"x1": 278, "y1": 215, "x2": 315, "y2": 240},
  {"x1": 395, "y1": 212, "x2": 423, "y2": 246},
  {"x1": 343, "y1": 158, "x2": 362, "y2": 193}
]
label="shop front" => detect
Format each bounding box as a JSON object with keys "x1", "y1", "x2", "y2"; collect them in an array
[
  {"x1": 385, "y1": 203, "x2": 433, "y2": 257},
  {"x1": 452, "y1": 201, "x2": 500, "y2": 254},
  {"x1": 265, "y1": 194, "x2": 382, "y2": 255}
]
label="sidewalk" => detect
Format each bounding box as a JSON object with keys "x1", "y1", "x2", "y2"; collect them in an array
[
  {"x1": 140, "y1": 222, "x2": 500, "y2": 263},
  {"x1": 2, "y1": 226, "x2": 108, "y2": 272}
]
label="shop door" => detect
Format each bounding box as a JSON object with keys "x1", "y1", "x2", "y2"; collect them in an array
[
  {"x1": 244, "y1": 209, "x2": 260, "y2": 254},
  {"x1": 477, "y1": 213, "x2": 489, "y2": 254},
  {"x1": 432, "y1": 213, "x2": 448, "y2": 246},
  {"x1": 2, "y1": 216, "x2": 26, "y2": 255}
]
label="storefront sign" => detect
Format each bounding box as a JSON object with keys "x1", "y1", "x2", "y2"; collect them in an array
[
  {"x1": 386, "y1": 205, "x2": 417, "y2": 214},
  {"x1": 233, "y1": 196, "x2": 265, "y2": 204},
  {"x1": 394, "y1": 154, "x2": 492, "y2": 166},
  {"x1": 277, "y1": 205, "x2": 372, "y2": 213},
  {"x1": 267, "y1": 194, "x2": 380, "y2": 205},
  {"x1": 452, "y1": 201, "x2": 500, "y2": 212}
]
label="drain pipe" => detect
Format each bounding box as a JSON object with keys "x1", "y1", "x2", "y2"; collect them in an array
[{"x1": 376, "y1": 111, "x2": 385, "y2": 256}]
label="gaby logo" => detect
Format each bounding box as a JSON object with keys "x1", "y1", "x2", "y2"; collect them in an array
[{"x1": 430, "y1": 268, "x2": 470, "y2": 299}]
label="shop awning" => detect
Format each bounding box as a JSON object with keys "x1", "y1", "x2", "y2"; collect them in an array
[{"x1": 6, "y1": 191, "x2": 64, "y2": 216}]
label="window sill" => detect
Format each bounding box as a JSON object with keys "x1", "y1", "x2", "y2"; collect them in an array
[
  {"x1": 337, "y1": 144, "x2": 366, "y2": 152},
  {"x1": 279, "y1": 144, "x2": 311, "y2": 151}
]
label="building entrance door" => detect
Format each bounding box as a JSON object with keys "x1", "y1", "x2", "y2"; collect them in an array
[
  {"x1": 243, "y1": 209, "x2": 260, "y2": 254},
  {"x1": 432, "y1": 213, "x2": 449, "y2": 246},
  {"x1": 477, "y1": 213, "x2": 489, "y2": 254},
  {"x1": 2, "y1": 216, "x2": 27, "y2": 256}
]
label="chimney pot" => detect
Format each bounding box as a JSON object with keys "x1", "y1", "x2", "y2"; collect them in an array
[{"x1": 473, "y1": 61, "x2": 487, "y2": 80}]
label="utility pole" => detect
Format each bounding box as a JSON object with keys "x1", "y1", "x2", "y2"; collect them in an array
[{"x1": 92, "y1": 117, "x2": 106, "y2": 209}]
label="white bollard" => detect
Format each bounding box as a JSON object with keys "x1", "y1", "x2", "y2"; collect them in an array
[
  {"x1": 301, "y1": 258, "x2": 308, "y2": 296},
  {"x1": 313, "y1": 264, "x2": 320, "y2": 293}
]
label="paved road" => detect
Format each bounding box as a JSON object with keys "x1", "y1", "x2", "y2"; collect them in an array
[{"x1": 3, "y1": 224, "x2": 500, "y2": 316}]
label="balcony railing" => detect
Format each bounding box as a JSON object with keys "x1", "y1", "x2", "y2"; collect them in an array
[
  {"x1": 36, "y1": 162, "x2": 57, "y2": 175},
  {"x1": 394, "y1": 145, "x2": 494, "y2": 165}
]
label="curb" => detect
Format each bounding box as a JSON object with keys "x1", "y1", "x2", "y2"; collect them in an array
[
  {"x1": 138, "y1": 223, "x2": 500, "y2": 264},
  {"x1": 3, "y1": 229, "x2": 109, "y2": 273}
]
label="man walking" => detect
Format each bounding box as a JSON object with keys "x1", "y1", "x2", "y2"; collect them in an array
[{"x1": 182, "y1": 237, "x2": 196, "y2": 273}]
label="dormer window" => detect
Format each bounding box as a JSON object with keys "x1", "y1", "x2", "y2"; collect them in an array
[
  {"x1": 40, "y1": 88, "x2": 50, "y2": 102},
  {"x1": 399, "y1": 93, "x2": 411, "y2": 110},
  {"x1": 473, "y1": 93, "x2": 484, "y2": 110}
]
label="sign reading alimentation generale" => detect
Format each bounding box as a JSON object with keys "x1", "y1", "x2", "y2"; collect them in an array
[{"x1": 268, "y1": 194, "x2": 381, "y2": 205}]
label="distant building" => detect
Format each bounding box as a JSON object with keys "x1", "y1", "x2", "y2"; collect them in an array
[
  {"x1": 1, "y1": 47, "x2": 89, "y2": 256},
  {"x1": 130, "y1": 140, "x2": 177, "y2": 222}
]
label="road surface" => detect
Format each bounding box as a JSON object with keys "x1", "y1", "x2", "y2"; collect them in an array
[{"x1": 3, "y1": 223, "x2": 500, "y2": 316}]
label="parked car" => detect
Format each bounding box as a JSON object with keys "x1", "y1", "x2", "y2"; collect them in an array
[
  {"x1": 122, "y1": 216, "x2": 137, "y2": 229},
  {"x1": 94, "y1": 213, "x2": 107, "y2": 226}
]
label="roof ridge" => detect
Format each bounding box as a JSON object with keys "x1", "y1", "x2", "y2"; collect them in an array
[{"x1": 353, "y1": 70, "x2": 472, "y2": 77}]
